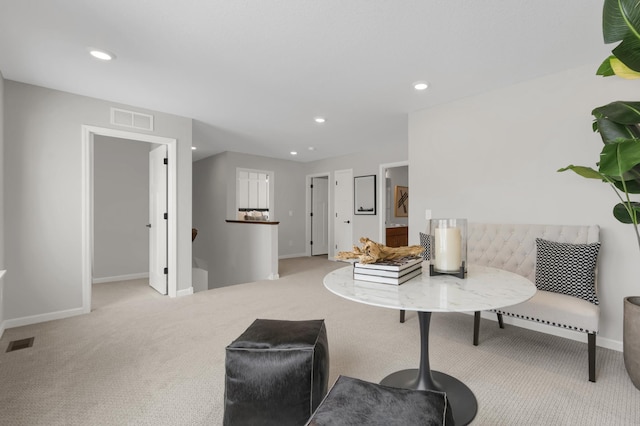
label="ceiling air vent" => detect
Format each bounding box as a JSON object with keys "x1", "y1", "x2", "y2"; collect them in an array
[{"x1": 110, "y1": 108, "x2": 154, "y2": 131}]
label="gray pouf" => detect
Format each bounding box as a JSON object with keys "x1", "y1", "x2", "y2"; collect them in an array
[
  {"x1": 224, "y1": 319, "x2": 329, "y2": 426},
  {"x1": 306, "y1": 375, "x2": 454, "y2": 426}
]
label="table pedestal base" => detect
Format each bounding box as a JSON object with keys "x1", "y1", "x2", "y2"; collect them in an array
[{"x1": 381, "y1": 369, "x2": 477, "y2": 426}]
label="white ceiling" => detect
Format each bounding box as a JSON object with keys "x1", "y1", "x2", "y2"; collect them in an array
[{"x1": 0, "y1": 1, "x2": 607, "y2": 162}]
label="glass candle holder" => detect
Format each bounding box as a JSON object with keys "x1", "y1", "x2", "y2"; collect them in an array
[{"x1": 429, "y1": 218, "x2": 467, "y2": 278}]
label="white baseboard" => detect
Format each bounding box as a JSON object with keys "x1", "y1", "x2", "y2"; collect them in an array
[
  {"x1": 279, "y1": 253, "x2": 307, "y2": 259},
  {"x1": 472, "y1": 311, "x2": 623, "y2": 352},
  {"x1": 176, "y1": 287, "x2": 193, "y2": 297},
  {"x1": 92, "y1": 272, "x2": 149, "y2": 284},
  {"x1": 597, "y1": 335, "x2": 624, "y2": 352},
  {"x1": 4, "y1": 307, "x2": 85, "y2": 329},
  {"x1": 0, "y1": 320, "x2": 5, "y2": 339}
]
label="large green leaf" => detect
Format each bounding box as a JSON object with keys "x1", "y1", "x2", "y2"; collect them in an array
[
  {"x1": 593, "y1": 101, "x2": 640, "y2": 124},
  {"x1": 597, "y1": 56, "x2": 616, "y2": 76},
  {"x1": 593, "y1": 117, "x2": 640, "y2": 143},
  {"x1": 613, "y1": 36, "x2": 640, "y2": 72},
  {"x1": 613, "y1": 176, "x2": 640, "y2": 193},
  {"x1": 603, "y1": 0, "x2": 640, "y2": 44},
  {"x1": 557, "y1": 165, "x2": 607, "y2": 180},
  {"x1": 598, "y1": 53, "x2": 640, "y2": 77},
  {"x1": 613, "y1": 201, "x2": 640, "y2": 224},
  {"x1": 610, "y1": 162, "x2": 640, "y2": 193},
  {"x1": 599, "y1": 139, "x2": 640, "y2": 176}
]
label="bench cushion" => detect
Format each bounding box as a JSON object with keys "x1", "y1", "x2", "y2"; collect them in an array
[{"x1": 493, "y1": 289, "x2": 600, "y2": 333}]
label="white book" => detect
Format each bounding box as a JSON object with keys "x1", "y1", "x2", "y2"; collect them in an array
[
  {"x1": 354, "y1": 263, "x2": 422, "y2": 278},
  {"x1": 354, "y1": 256, "x2": 423, "y2": 272},
  {"x1": 354, "y1": 267, "x2": 422, "y2": 285}
]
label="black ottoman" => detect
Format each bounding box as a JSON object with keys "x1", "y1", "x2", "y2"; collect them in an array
[
  {"x1": 306, "y1": 375, "x2": 454, "y2": 426},
  {"x1": 224, "y1": 319, "x2": 329, "y2": 426}
]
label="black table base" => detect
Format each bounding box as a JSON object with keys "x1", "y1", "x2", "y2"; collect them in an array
[
  {"x1": 379, "y1": 311, "x2": 478, "y2": 426},
  {"x1": 381, "y1": 369, "x2": 477, "y2": 426}
]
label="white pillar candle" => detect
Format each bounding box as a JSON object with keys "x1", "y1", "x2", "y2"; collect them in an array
[{"x1": 434, "y1": 227, "x2": 461, "y2": 272}]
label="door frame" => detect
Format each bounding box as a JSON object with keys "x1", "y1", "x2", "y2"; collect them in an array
[
  {"x1": 81, "y1": 125, "x2": 178, "y2": 313},
  {"x1": 379, "y1": 161, "x2": 409, "y2": 244},
  {"x1": 305, "y1": 172, "x2": 331, "y2": 256},
  {"x1": 148, "y1": 144, "x2": 169, "y2": 295},
  {"x1": 333, "y1": 169, "x2": 353, "y2": 260}
]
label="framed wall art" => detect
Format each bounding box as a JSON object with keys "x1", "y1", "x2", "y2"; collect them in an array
[
  {"x1": 354, "y1": 175, "x2": 376, "y2": 215},
  {"x1": 394, "y1": 185, "x2": 408, "y2": 217}
]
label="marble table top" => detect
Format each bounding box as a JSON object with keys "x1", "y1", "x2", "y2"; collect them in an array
[{"x1": 323, "y1": 264, "x2": 536, "y2": 313}]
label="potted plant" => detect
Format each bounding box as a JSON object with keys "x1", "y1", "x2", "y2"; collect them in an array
[{"x1": 558, "y1": 0, "x2": 640, "y2": 389}]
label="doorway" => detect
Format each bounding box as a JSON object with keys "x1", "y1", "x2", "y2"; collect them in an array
[
  {"x1": 333, "y1": 169, "x2": 353, "y2": 258},
  {"x1": 92, "y1": 136, "x2": 159, "y2": 286},
  {"x1": 305, "y1": 172, "x2": 330, "y2": 257},
  {"x1": 148, "y1": 144, "x2": 169, "y2": 294},
  {"x1": 310, "y1": 176, "x2": 329, "y2": 255},
  {"x1": 379, "y1": 162, "x2": 409, "y2": 245},
  {"x1": 81, "y1": 125, "x2": 178, "y2": 314}
]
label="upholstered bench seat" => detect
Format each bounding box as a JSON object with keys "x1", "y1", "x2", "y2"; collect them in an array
[{"x1": 494, "y1": 289, "x2": 600, "y2": 333}]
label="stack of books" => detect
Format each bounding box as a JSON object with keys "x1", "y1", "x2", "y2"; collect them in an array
[{"x1": 353, "y1": 256, "x2": 423, "y2": 285}]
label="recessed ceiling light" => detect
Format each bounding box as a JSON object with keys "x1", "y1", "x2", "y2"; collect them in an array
[
  {"x1": 413, "y1": 81, "x2": 429, "y2": 91},
  {"x1": 88, "y1": 48, "x2": 115, "y2": 61},
  {"x1": 308, "y1": 146, "x2": 315, "y2": 151},
  {"x1": 191, "y1": 146, "x2": 197, "y2": 150},
  {"x1": 290, "y1": 151, "x2": 298, "y2": 156},
  {"x1": 314, "y1": 117, "x2": 326, "y2": 124}
]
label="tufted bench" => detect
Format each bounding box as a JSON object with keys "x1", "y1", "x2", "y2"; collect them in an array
[{"x1": 404, "y1": 223, "x2": 601, "y2": 382}]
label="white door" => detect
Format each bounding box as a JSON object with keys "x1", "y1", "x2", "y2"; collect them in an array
[
  {"x1": 149, "y1": 145, "x2": 168, "y2": 295},
  {"x1": 334, "y1": 169, "x2": 353, "y2": 257},
  {"x1": 311, "y1": 177, "x2": 329, "y2": 255}
]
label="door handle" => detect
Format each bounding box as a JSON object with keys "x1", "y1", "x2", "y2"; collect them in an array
[
  {"x1": 146, "y1": 224, "x2": 152, "y2": 228},
  {"x1": 344, "y1": 220, "x2": 350, "y2": 224}
]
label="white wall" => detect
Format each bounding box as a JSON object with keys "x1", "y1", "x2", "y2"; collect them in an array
[
  {"x1": 306, "y1": 143, "x2": 408, "y2": 250},
  {"x1": 0, "y1": 71, "x2": 5, "y2": 335},
  {"x1": 193, "y1": 151, "x2": 305, "y2": 288},
  {"x1": 0, "y1": 71, "x2": 4, "y2": 270},
  {"x1": 221, "y1": 152, "x2": 307, "y2": 256},
  {"x1": 4, "y1": 81, "x2": 193, "y2": 324},
  {"x1": 408, "y1": 64, "x2": 638, "y2": 346},
  {"x1": 93, "y1": 136, "x2": 150, "y2": 280}
]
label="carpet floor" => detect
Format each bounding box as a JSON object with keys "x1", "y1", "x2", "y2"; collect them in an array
[{"x1": 0, "y1": 256, "x2": 638, "y2": 425}]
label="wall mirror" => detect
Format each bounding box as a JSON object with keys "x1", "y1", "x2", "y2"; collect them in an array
[{"x1": 354, "y1": 175, "x2": 376, "y2": 215}]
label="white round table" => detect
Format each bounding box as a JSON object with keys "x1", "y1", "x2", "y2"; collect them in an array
[{"x1": 323, "y1": 263, "x2": 536, "y2": 426}]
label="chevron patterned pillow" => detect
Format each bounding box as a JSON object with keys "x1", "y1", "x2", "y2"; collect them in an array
[
  {"x1": 419, "y1": 232, "x2": 431, "y2": 261},
  {"x1": 535, "y1": 238, "x2": 601, "y2": 305}
]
